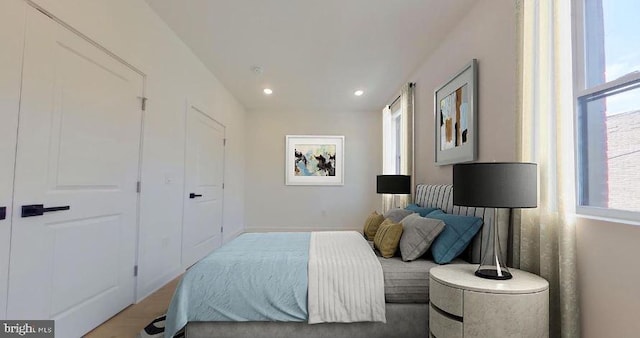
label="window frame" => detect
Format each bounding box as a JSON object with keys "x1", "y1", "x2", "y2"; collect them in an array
[{"x1": 572, "y1": 0, "x2": 640, "y2": 222}]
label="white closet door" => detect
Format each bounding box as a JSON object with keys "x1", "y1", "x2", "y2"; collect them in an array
[
  {"x1": 182, "y1": 104, "x2": 225, "y2": 268},
  {"x1": 0, "y1": 0, "x2": 26, "y2": 320},
  {"x1": 7, "y1": 8, "x2": 143, "y2": 337}
]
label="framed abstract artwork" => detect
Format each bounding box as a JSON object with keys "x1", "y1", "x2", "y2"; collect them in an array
[
  {"x1": 285, "y1": 135, "x2": 344, "y2": 185},
  {"x1": 434, "y1": 59, "x2": 478, "y2": 166}
]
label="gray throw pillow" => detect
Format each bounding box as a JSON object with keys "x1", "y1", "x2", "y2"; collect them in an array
[
  {"x1": 383, "y1": 208, "x2": 414, "y2": 223},
  {"x1": 398, "y1": 213, "x2": 446, "y2": 261}
]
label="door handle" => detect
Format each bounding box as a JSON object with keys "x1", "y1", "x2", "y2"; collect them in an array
[
  {"x1": 189, "y1": 193, "x2": 203, "y2": 199},
  {"x1": 0, "y1": 207, "x2": 5, "y2": 220},
  {"x1": 21, "y1": 204, "x2": 70, "y2": 218}
]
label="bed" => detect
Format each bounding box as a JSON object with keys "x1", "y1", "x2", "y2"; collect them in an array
[{"x1": 167, "y1": 184, "x2": 509, "y2": 338}]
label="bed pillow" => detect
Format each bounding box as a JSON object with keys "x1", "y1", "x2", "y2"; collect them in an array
[
  {"x1": 427, "y1": 210, "x2": 483, "y2": 264},
  {"x1": 383, "y1": 208, "x2": 414, "y2": 223},
  {"x1": 374, "y1": 219, "x2": 404, "y2": 258},
  {"x1": 362, "y1": 211, "x2": 385, "y2": 240},
  {"x1": 405, "y1": 204, "x2": 440, "y2": 217},
  {"x1": 398, "y1": 213, "x2": 446, "y2": 261}
]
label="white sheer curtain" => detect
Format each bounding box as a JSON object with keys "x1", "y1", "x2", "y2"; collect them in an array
[
  {"x1": 381, "y1": 83, "x2": 414, "y2": 212},
  {"x1": 381, "y1": 105, "x2": 395, "y2": 211},
  {"x1": 515, "y1": 1, "x2": 580, "y2": 337}
]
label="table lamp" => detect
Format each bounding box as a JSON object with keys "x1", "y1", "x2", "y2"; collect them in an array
[
  {"x1": 376, "y1": 175, "x2": 411, "y2": 210},
  {"x1": 453, "y1": 162, "x2": 537, "y2": 280}
]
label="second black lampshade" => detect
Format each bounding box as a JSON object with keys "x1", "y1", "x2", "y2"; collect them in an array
[{"x1": 376, "y1": 175, "x2": 411, "y2": 194}]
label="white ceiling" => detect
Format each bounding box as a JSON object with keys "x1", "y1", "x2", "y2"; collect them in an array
[{"x1": 145, "y1": 0, "x2": 478, "y2": 112}]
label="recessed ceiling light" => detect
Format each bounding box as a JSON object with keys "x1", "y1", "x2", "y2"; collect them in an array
[
  {"x1": 354, "y1": 90, "x2": 364, "y2": 96},
  {"x1": 263, "y1": 88, "x2": 273, "y2": 95}
]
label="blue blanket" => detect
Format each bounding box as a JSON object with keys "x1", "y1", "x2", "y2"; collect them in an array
[{"x1": 164, "y1": 232, "x2": 310, "y2": 338}]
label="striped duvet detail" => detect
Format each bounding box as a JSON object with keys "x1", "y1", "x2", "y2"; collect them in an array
[{"x1": 307, "y1": 231, "x2": 386, "y2": 324}]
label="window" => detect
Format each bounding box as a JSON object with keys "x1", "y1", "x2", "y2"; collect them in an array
[
  {"x1": 392, "y1": 103, "x2": 402, "y2": 174},
  {"x1": 381, "y1": 83, "x2": 414, "y2": 210},
  {"x1": 383, "y1": 99, "x2": 404, "y2": 175},
  {"x1": 574, "y1": 0, "x2": 640, "y2": 219}
]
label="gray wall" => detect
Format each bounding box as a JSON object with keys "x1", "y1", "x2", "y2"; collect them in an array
[
  {"x1": 243, "y1": 0, "x2": 518, "y2": 230},
  {"x1": 407, "y1": 0, "x2": 518, "y2": 184},
  {"x1": 244, "y1": 110, "x2": 381, "y2": 231},
  {"x1": 577, "y1": 217, "x2": 640, "y2": 337}
]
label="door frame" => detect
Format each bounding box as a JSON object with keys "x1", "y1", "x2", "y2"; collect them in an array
[{"x1": 0, "y1": 0, "x2": 27, "y2": 319}]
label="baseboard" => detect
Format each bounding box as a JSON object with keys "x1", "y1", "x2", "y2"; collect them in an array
[
  {"x1": 223, "y1": 227, "x2": 244, "y2": 243},
  {"x1": 135, "y1": 266, "x2": 183, "y2": 303}
]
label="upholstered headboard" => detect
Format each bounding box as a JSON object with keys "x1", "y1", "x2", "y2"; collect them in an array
[{"x1": 414, "y1": 184, "x2": 509, "y2": 264}]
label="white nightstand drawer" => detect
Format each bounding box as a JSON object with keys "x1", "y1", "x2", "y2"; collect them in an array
[
  {"x1": 429, "y1": 278, "x2": 463, "y2": 317},
  {"x1": 430, "y1": 265, "x2": 550, "y2": 338},
  {"x1": 429, "y1": 303, "x2": 463, "y2": 338}
]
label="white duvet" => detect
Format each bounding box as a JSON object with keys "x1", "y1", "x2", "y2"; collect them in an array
[{"x1": 307, "y1": 231, "x2": 386, "y2": 324}]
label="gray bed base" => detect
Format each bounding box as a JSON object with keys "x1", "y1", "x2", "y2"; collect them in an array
[
  {"x1": 182, "y1": 184, "x2": 507, "y2": 338},
  {"x1": 186, "y1": 303, "x2": 429, "y2": 338}
]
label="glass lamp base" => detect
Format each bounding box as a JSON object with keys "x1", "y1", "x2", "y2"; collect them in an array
[
  {"x1": 475, "y1": 267, "x2": 513, "y2": 280},
  {"x1": 475, "y1": 208, "x2": 512, "y2": 280}
]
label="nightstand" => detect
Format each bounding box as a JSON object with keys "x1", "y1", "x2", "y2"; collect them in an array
[{"x1": 429, "y1": 264, "x2": 549, "y2": 338}]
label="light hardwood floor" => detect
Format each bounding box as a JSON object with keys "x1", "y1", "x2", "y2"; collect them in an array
[{"x1": 84, "y1": 276, "x2": 181, "y2": 338}]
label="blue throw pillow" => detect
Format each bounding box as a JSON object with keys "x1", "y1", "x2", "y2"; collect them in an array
[
  {"x1": 427, "y1": 210, "x2": 483, "y2": 264},
  {"x1": 405, "y1": 204, "x2": 440, "y2": 217}
]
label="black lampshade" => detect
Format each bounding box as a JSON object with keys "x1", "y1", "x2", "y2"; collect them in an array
[
  {"x1": 376, "y1": 175, "x2": 411, "y2": 194},
  {"x1": 453, "y1": 162, "x2": 537, "y2": 208}
]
